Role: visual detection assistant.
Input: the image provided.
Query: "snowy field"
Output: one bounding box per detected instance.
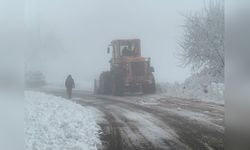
[25,91,101,150]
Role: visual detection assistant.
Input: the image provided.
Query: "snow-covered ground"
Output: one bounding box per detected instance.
[25,91,101,150]
[70,90,224,149]
[156,82,224,104]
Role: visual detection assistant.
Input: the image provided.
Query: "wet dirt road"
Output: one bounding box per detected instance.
[44,89,224,150]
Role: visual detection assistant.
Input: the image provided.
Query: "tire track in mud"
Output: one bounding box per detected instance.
[124,102,224,150]
[95,110,156,150]
[77,100,189,150]
[89,106,157,150]
[99,112,124,150]
[90,99,223,150]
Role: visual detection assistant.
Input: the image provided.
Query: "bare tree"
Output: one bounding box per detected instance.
[179,1,224,83]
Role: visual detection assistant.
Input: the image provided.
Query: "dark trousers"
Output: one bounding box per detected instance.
[66,88,72,99]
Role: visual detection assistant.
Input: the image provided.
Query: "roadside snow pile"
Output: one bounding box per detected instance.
[25,91,101,150]
[157,81,224,103]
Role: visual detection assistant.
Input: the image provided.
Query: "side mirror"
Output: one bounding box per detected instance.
[150,67,155,72]
[107,47,110,53]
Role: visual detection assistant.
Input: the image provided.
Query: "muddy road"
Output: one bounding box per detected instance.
[42,89,224,150]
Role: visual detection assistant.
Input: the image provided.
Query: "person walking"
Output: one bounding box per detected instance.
[65,75,75,99]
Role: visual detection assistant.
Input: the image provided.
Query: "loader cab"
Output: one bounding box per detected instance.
[110,39,141,60]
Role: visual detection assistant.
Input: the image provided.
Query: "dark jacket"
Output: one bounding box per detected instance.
[65,75,75,89]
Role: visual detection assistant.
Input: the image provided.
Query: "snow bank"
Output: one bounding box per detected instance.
[25,91,101,150]
[157,82,224,104]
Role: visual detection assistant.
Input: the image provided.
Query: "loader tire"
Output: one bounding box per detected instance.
[143,73,156,94]
[111,74,124,96]
[99,71,112,94]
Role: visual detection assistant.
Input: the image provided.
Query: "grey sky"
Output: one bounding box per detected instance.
[25,0,205,88]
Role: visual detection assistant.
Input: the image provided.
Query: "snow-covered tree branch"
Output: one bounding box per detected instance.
[179,1,224,83]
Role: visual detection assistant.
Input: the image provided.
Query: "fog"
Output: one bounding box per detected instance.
[25,0,204,88]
